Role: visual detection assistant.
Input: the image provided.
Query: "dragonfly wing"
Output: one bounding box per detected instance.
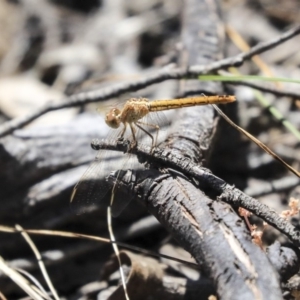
[146,109,170,131]
[71,149,124,215]
[110,190,133,217]
[108,168,137,217]
[71,144,142,216]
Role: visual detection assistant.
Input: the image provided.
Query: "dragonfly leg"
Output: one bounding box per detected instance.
[136,121,159,149]
[129,123,137,149]
[119,123,127,140]
[135,122,156,149]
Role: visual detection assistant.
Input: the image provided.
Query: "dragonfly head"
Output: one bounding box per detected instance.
[105,108,121,128]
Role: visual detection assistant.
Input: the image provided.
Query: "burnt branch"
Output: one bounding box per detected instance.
[0,25,299,137]
[226,81,300,100]
[91,139,300,247]
[107,168,282,300]
[1,1,300,299]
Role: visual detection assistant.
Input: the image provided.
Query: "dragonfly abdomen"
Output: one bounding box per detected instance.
[149,95,236,112]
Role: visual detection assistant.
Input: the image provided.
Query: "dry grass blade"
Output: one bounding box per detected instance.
[225,25,300,142]
[212,104,300,178]
[107,192,130,300]
[226,24,277,80]
[0,256,45,300]
[0,225,198,268]
[14,268,50,298]
[15,225,60,300]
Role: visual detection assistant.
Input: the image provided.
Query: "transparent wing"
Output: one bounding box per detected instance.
[135,110,170,146]
[71,97,171,216]
[145,110,170,131]
[71,151,117,215]
[96,94,133,115]
[71,130,142,217]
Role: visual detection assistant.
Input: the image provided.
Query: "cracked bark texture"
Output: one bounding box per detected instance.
[0,0,296,299]
[108,169,282,300]
[100,0,283,298]
[149,0,282,298]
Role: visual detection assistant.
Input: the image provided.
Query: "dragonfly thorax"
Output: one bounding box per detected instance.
[120,98,150,123]
[105,99,150,129]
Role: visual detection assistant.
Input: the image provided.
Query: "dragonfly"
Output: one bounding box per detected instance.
[71,95,236,216]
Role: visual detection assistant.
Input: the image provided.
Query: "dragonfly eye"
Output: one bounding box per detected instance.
[105,108,121,128]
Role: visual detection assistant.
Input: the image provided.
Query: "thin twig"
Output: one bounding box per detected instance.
[0,256,44,300]
[0,25,300,137]
[107,203,130,300]
[212,104,300,177]
[0,225,198,267]
[226,81,300,99]
[14,268,50,299]
[15,225,60,300]
[0,291,7,300]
